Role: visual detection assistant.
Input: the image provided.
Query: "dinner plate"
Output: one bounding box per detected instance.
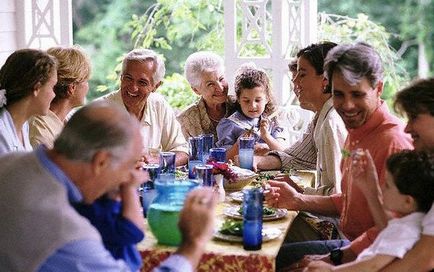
[223,206,288,221]
[214,227,282,243]
[228,191,244,203]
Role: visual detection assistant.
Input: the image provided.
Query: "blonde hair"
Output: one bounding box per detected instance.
[47,45,91,101]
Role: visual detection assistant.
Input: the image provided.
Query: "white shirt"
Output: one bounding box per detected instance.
[0,108,32,155]
[102,91,188,155]
[357,212,425,260]
[309,98,347,195]
[422,203,434,236]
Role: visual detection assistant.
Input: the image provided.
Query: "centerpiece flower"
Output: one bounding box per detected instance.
[206,160,238,183]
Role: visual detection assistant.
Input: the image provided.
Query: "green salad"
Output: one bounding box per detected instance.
[219,219,243,236]
[238,206,277,216]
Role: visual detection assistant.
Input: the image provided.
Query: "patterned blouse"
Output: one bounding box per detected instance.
[176,96,237,144]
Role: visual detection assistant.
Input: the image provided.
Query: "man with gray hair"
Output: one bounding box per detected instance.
[177,51,236,141]
[103,48,188,165]
[0,101,217,271]
[265,42,412,269]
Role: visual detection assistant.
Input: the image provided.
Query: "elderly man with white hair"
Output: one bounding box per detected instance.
[103,49,189,165]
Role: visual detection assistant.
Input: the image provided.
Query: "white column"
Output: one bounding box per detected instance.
[15,0,72,50]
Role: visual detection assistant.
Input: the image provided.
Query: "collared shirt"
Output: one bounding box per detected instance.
[216,111,287,150]
[269,114,318,171]
[0,107,32,155]
[29,110,65,149]
[306,98,347,195]
[177,96,237,142]
[330,101,413,254]
[102,91,188,155]
[35,146,192,272]
[357,212,425,260]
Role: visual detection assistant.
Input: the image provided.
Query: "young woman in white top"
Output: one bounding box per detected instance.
[0,49,57,155]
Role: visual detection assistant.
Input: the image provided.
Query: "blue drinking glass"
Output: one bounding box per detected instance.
[209,147,226,163]
[201,134,214,163]
[239,136,255,170]
[159,152,176,182]
[188,136,203,179]
[194,164,213,186]
[242,188,263,250]
[140,163,160,217]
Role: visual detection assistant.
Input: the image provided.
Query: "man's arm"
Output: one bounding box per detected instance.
[255,154,282,170]
[174,151,188,166]
[38,240,130,272]
[306,254,395,272]
[265,180,339,216]
[381,235,434,272]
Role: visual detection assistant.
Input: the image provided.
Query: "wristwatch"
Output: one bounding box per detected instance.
[330,248,343,265]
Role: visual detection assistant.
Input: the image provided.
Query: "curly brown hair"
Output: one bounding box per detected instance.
[234,66,276,116]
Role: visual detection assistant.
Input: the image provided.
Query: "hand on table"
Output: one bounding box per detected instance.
[264,180,301,210]
[303,260,334,272]
[289,254,332,271]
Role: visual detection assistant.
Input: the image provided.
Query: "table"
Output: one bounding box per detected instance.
[137,170,315,272]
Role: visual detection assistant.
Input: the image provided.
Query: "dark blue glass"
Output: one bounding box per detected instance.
[195,164,213,186]
[188,136,203,179]
[209,147,226,163]
[159,152,176,181]
[242,188,263,250]
[201,134,214,163]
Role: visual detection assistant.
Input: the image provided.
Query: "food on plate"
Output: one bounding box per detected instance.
[238,206,277,217]
[219,219,243,236]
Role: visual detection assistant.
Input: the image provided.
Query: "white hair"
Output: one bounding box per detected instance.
[122,48,166,84]
[184,51,224,88]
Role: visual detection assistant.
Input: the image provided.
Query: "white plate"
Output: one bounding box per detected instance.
[223,206,288,221]
[228,191,244,203]
[214,227,282,243]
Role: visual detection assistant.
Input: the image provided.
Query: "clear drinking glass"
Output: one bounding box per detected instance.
[239,136,255,170]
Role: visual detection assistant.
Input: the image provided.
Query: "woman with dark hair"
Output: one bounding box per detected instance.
[0,49,57,155]
[257,42,347,196]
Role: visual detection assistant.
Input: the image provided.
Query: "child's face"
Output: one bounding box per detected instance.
[239,86,268,119]
[382,170,415,215]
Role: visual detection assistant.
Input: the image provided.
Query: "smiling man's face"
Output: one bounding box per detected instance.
[120,60,159,113]
[332,71,382,129]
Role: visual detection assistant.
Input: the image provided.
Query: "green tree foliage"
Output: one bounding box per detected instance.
[73,0,429,109]
[318,13,408,103]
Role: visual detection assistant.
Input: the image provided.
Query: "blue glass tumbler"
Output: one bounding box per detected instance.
[140,163,160,217]
[188,136,203,179]
[239,136,255,170]
[209,147,226,163]
[159,152,176,182]
[194,164,213,186]
[201,134,214,163]
[242,188,263,250]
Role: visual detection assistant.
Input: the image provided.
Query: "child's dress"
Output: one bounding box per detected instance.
[215,111,287,150]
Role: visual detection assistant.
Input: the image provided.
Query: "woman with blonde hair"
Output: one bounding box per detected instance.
[30,46,91,148]
[0,49,57,155]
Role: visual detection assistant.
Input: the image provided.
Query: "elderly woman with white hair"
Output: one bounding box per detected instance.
[177,51,236,142]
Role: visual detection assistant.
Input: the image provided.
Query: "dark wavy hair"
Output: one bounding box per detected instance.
[394,78,434,120]
[386,150,434,212]
[234,66,276,116]
[296,41,337,93]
